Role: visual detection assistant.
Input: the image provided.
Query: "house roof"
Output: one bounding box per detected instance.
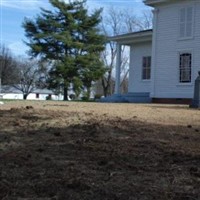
[1,85,54,95]
[108,29,153,45]
[1,86,21,94]
[33,89,54,94]
[144,0,168,7]
[144,0,183,7]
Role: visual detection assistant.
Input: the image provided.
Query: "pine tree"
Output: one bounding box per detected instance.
[23,0,105,100]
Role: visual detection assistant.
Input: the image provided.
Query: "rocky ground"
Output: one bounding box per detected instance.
[0,101,200,200]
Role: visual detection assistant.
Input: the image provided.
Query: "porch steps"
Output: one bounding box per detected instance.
[99,92,151,103]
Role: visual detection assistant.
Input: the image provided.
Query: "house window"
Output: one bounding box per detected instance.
[36,93,39,98]
[179,53,192,83]
[179,7,193,38]
[142,56,151,80]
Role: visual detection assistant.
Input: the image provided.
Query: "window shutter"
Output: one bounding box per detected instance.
[180,8,186,38]
[186,7,193,37]
[179,7,193,38]
[180,8,186,22]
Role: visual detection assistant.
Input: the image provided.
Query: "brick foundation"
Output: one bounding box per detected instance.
[152,98,192,105]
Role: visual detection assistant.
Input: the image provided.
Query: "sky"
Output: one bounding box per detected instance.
[0,0,149,56]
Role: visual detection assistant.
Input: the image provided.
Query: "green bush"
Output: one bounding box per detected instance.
[81,96,88,101]
[69,94,76,100]
[46,95,52,100]
[94,94,102,100]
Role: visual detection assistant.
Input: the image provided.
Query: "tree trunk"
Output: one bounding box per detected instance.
[103,87,108,97]
[63,86,68,101]
[23,94,28,100]
[102,70,112,97]
[102,78,108,97]
[86,86,91,100]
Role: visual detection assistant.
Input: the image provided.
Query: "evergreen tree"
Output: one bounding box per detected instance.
[23,0,105,100]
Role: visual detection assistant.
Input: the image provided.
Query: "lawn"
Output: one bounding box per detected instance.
[0,101,200,199]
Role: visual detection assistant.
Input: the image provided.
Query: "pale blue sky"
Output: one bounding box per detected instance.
[0,0,149,56]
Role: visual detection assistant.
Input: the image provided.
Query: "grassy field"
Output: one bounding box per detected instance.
[0,101,200,199]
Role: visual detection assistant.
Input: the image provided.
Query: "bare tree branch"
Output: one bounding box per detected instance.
[13,59,42,99]
[0,44,19,85]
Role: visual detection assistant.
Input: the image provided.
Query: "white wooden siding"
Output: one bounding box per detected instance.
[152,1,200,99]
[128,42,152,93]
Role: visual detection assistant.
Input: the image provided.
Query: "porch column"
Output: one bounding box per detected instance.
[150,8,159,97]
[114,43,121,95]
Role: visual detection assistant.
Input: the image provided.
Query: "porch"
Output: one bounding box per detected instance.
[100,29,153,103]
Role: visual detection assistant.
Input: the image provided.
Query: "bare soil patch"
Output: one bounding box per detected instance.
[0,101,200,200]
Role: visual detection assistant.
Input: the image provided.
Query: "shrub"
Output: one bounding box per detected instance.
[94,94,102,100]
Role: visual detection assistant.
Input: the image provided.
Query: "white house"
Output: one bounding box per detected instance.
[0,86,59,100]
[102,0,200,104]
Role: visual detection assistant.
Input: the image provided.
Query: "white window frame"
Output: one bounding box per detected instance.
[179,6,194,40]
[178,52,192,83]
[142,56,151,80]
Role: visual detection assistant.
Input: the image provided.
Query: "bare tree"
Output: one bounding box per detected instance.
[0,45,48,99]
[36,60,51,89]
[100,7,130,97]
[13,59,41,99]
[100,7,153,97]
[0,44,19,87]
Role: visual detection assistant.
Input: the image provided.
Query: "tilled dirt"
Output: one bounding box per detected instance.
[0,101,200,200]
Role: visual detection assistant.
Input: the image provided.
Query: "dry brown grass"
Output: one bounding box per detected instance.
[1,100,200,126]
[0,101,200,200]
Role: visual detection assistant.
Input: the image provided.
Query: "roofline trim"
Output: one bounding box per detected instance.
[108,29,153,45]
[144,0,168,6]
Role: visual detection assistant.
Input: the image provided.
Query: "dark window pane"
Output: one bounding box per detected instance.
[142,56,151,80]
[179,53,191,83]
